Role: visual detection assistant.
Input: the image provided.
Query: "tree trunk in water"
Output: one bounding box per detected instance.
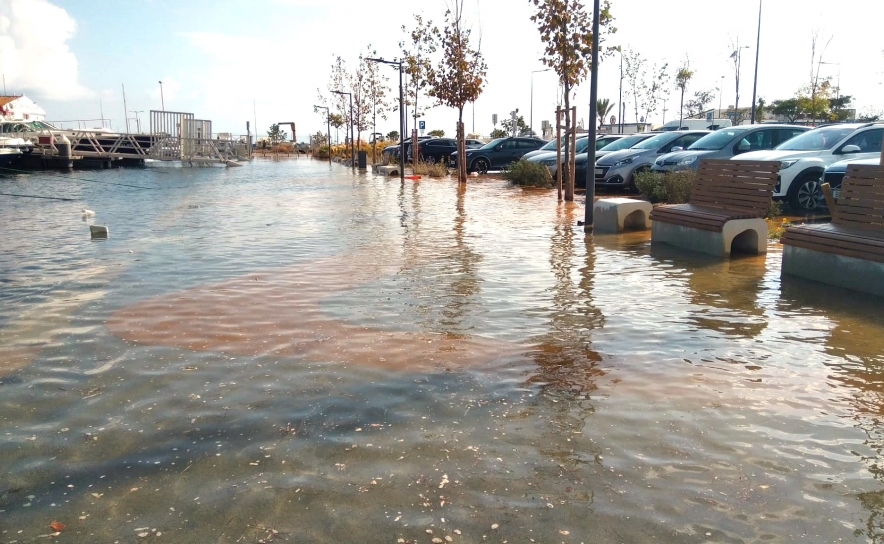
[556,107,562,202]
[412,129,418,170]
[563,88,573,202]
[456,120,467,184]
[569,106,576,200]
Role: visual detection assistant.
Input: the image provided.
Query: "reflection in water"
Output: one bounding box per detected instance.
[781,279,884,541]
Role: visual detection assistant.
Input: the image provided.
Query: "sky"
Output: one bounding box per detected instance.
[2,0,883,141]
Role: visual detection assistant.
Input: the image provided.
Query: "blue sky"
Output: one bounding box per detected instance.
[3,0,884,140]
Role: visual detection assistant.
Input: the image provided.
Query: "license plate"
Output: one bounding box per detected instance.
[594,168,604,176]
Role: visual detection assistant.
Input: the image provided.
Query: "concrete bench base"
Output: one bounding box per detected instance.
[651,217,767,257]
[782,244,884,297]
[593,198,653,233]
[376,165,400,176]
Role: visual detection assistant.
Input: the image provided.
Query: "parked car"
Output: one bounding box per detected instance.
[449,137,546,173]
[652,124,809,174]
[733,123,884,211]
[822,156,881,200]
[522,138,561,160]
[465,139,485,149]
[407,138,458,163]
[594,130,709,190]
[658,118,732,131]
[383,135,436,159]
[572,132,661,187]
[526,136,593,175]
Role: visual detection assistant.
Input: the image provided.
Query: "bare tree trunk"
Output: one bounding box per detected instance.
[457,120,466,183]
[556,107,562,202]
[563,85,572,201]
[569,106,576,200]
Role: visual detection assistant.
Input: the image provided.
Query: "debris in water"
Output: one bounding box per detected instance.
[49,521,65,532]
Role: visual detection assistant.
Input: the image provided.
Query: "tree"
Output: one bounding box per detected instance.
[639,62,669,128]
[754,97,766,121]
[328,113,345,143]
[530,0,616,200]
[828,94,853,121]
[501,115,530,136]
[622,47,644,126]
[323,56,350,133]
[684,89,715,118]
[350,53,373,149]
[728,37,747,116]
[385,130,400,142]
[427,129,445,137]
[267,124,288,144]
[797,79,834,121]
[426,0,488,184]
[857,107,882,123]
[490,128,507,138]
[596,98,614,126]
[675,60,693,129]
[770,98,801,123]
[400,15,438,129]
[808,30,833,125]
[361,45,392,163]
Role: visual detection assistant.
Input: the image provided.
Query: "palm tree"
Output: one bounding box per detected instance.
[596,98,615,128]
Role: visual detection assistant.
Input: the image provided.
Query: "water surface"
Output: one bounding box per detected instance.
[2,159,884,543]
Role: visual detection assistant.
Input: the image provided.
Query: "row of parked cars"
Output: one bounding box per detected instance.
[389,122,883,211]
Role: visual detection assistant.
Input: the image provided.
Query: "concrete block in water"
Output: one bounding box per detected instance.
[651,217,766,257]
[782,244,884,297]
[593,198,653,233]
[90,225,109,238]
[377,165,400,176]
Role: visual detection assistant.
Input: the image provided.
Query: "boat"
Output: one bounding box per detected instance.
[0,147,22,169]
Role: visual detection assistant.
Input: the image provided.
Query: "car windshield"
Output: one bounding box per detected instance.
[687,128,750,151]
[480,138,506,150]
[574,138,591,153]
[539,139,559,151]
[775,126,857,151]
[631,132,679,150]
[599,134,651,151]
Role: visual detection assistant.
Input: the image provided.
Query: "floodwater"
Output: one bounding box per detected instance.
[1,158,884,543]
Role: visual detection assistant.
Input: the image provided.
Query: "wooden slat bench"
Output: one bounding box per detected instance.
[781,164,884,296]
[649,159,781,257]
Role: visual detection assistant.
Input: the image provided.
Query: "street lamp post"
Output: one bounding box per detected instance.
[618,47,624,134]
[750,0,763,124]
[331,90,355,172]
[158,81,165,112]
[530,68,551,136]
[313,105,332,165]
[584,0,601,232]
[365,57,405,184]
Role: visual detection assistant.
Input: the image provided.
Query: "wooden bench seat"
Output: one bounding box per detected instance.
[649,159,780,257]
[781,163,884,295]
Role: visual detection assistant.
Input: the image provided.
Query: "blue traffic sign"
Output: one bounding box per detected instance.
[419,121,426,130]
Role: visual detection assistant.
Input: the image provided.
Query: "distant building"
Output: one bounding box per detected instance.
[0,95,47,122]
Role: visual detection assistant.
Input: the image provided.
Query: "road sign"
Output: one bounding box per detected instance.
[492,114,498,125]
[610,115,616,125]
[419,120,425,130]
[706,111,713,122]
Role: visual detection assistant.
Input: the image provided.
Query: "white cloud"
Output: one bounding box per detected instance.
[0,0,91,100]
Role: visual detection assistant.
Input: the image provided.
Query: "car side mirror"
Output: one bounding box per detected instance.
[670,146,683,152]
[494,145,503,151]
[841,144,861,154]
[735,143,750,154]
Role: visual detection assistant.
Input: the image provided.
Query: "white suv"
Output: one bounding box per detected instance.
[732,123,884,211]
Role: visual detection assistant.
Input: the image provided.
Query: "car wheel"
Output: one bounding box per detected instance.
[788,175,824,212]
[472,158,490,174]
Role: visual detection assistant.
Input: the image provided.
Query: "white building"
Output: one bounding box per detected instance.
[0,95,47,122]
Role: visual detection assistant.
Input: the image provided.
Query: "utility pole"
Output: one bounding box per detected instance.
[750,0,763,124]
[122,84,130,133]
[158,81,165,112]
[584,0,601,233]
[531,68,551,136]
[618,47,624,134]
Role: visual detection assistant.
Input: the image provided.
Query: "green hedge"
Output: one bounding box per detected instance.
[502,159,553,188]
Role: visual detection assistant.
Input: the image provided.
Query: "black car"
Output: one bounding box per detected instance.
[383,136,435,159]
[408,138,458,163]
[449,137,546,173]
[822,156,881,199]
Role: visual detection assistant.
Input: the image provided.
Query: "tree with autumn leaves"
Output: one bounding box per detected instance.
[530,0,615,201]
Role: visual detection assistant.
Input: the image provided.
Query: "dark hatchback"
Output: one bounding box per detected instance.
[449,137,546,173]
[407,138,460,163]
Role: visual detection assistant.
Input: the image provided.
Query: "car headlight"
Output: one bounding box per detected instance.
[612,157,634,167]
[655,158,664,166]
[780,159,799,169]
[542,158,557,166]
[677,156,696,166]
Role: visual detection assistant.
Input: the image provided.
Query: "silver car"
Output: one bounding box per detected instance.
[651,124,810,172]
[594,131,708,190]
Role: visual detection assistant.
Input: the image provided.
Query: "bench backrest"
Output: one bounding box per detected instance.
[690,159,780,216]
[834,164,884,230]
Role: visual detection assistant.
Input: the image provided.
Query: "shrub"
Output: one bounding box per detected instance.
[634,169,694,204]
[502,159,553,188]
[412,158,449,177]
[766,199,783,219]
[314,145,330,159]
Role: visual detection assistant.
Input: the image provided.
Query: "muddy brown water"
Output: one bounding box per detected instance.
[1,159,883,543]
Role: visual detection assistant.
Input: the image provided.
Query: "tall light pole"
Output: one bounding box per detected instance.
[158,81,165,112]
[730,44,750,122]
[331,90,355,172]
[750,0,763,124]
[314,105,332,165]
[618,46,624,134]
[584,0,601,233]
[530,68,551,137]
[719,76,725,120]
[365,57,405,184]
